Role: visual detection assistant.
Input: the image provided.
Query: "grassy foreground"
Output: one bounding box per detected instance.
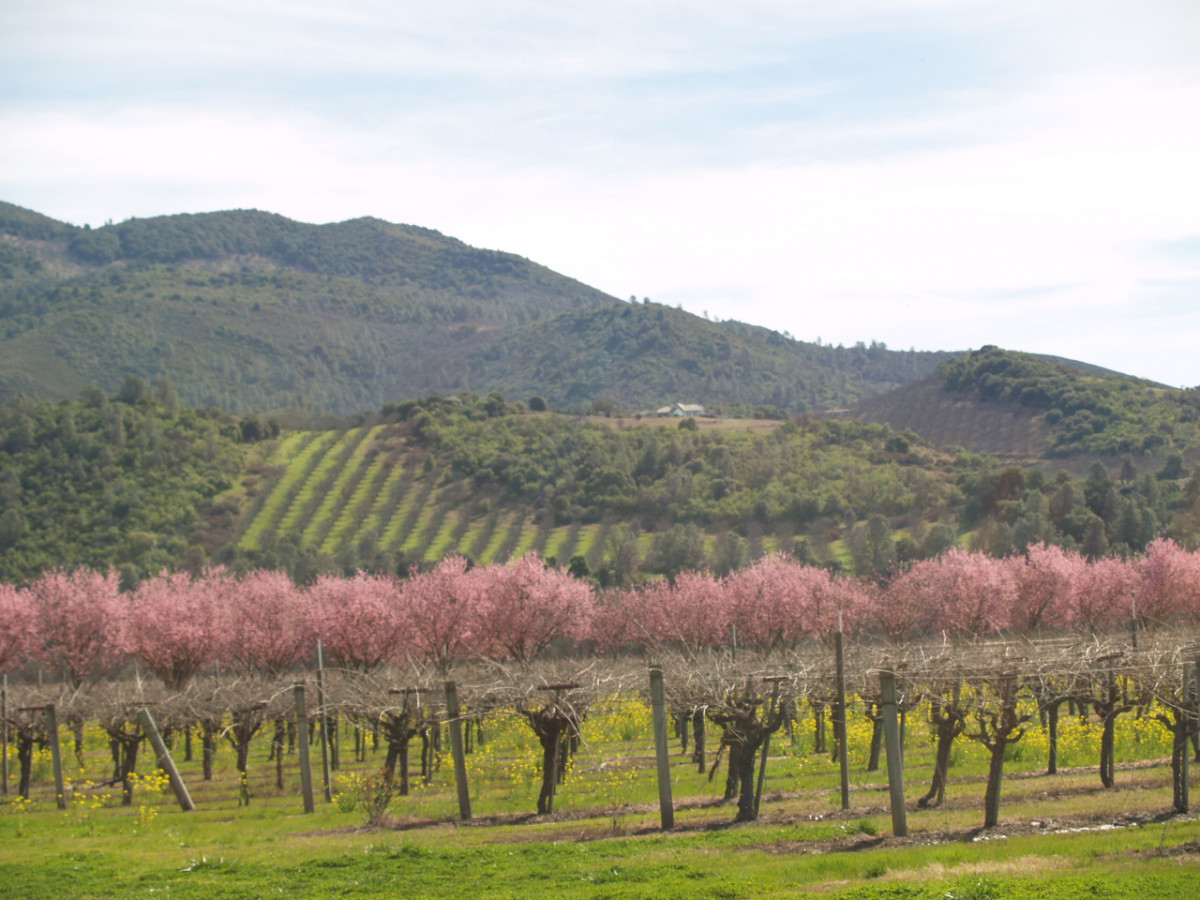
[2,698,1199,899]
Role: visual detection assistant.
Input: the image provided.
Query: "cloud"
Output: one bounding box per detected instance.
[2,0,1199,386]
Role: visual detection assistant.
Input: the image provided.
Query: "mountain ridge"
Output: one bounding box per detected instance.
[0,200,956,416]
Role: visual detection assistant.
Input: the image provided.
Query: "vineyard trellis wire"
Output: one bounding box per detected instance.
[4,629,1198,834]
[4,543,1200,834]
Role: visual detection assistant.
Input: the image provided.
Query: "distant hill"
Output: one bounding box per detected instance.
[0,201,951,415]
[850,346,1200,472]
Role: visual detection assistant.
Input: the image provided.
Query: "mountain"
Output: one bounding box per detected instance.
[0,201,951,415]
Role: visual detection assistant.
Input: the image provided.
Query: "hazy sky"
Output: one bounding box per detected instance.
[3,1,1198,386]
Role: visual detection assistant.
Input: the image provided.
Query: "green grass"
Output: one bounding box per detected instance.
[380,475,430,550]
[573,524,601,564]
[4,692,1198,899]
[398,483,444,557]
[510,522,542,560]
[541,525,576,563]
[280,428,364,538]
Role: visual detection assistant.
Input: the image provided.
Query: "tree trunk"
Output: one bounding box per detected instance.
[918,712,961,809]
[16,733,34,799]
[723,739,743,800]
[537,730,561,814]
[236,741,251,806]
[983,740,1007,828]
[398,736,411,795]
[71,716,86,770]
[202,721,219,782]
[1046,702,1060,775]
[273,719,286,791]
[734,742,759,822]
[692,708,706,774]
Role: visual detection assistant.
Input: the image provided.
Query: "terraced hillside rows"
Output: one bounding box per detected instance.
[235,420,811,575]
[238,426,603,568]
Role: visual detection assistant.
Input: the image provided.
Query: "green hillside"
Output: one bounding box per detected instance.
[474,301,952,414]
[852,347,1200,467]
[0,385,246,584]
[4,385,1200,587]
[226,392,1200,582]
[0,201,950,416]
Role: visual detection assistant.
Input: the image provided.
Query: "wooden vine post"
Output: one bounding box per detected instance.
[444,680,472,822]
[45,703,67,810]
[1180,662,1191,814]
[833,628,851,810]
[315,638,333,800]
[138,707,195,812]
[1,674,8,797]
[293,684,315,814]
[878,670,907,837]
[648,666,675,830]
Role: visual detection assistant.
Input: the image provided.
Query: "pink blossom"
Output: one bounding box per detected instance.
[222,570,314,676]
[473,554,594,663]
[308,571,407,671]
[1008,544,1085,632]
[27,568,125,688]
[125,569,225,688]
[0,582,34,673]
[1136,539,1200,625]
[400,555,485,671]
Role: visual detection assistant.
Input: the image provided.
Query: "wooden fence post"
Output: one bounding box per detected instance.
[649,666,675,830]
[293,684,315,814]
[45,703,67,810]
[444,680,472,821]
[316,638,333,799]
[879,670,907,837]
[834,630,851,811]
[138,707,195,812]
[1,674,8,796]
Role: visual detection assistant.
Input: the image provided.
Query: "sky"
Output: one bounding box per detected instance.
[2,1,1199,386]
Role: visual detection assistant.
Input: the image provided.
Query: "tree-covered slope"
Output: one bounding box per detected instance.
[0,383,246,584]
[476,301,954,414]
[0,203,615,412]
[0,201,953,416]
[853,347,1200,466]
[228,392,1200,582]
[5,386,1200,588]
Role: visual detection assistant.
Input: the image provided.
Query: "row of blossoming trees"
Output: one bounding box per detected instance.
[2,540,1200,688]
[3,541,1200,823]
